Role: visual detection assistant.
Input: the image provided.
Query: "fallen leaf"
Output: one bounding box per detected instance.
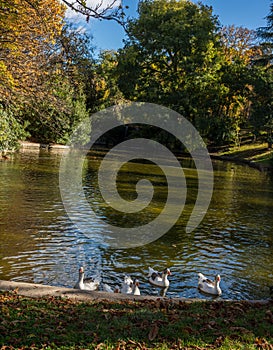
[148,323,159,341]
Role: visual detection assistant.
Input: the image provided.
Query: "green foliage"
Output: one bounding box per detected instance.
[116,0,256,146]
[251,3,273,141]
[90,50,126,112]
[0,0,271,149]
[22,76,90,144]
[249,68,273,141]
[0,106,29,152]
[257,2,273,66]
[15,22,95,144]
[118,0,221,110]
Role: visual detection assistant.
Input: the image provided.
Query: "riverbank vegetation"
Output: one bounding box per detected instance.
[1,291,273,349]
[213,143,273,169]
[0,0,273,156]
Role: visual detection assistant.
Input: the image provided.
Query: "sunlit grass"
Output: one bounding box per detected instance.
[216,143,273,167]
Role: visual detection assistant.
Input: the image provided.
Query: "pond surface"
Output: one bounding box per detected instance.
[0,148,273,300]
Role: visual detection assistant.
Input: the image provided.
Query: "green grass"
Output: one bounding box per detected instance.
[1,291,273,349]
[215,143,273,169]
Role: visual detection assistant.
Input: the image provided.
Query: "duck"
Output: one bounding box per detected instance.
[74,266,100,291]
[198,273,222,296]
[148,267,171,288]
[120,275,141,295]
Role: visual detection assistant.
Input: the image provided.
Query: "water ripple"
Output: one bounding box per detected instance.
[0,152,273,300]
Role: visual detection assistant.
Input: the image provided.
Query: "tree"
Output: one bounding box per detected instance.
[257,2,273,66]
[21,23,94,143]
[250,2,273,144]
[91,50,126,111]
[0,1,96,146]
[0,0,67,149]
[0,0,66,106]
[117,0,252,144]
[200,25,259,145]
[220,25,258,64]
[117,0,221,117]
[116,0,256,145]
[249,68,273,143]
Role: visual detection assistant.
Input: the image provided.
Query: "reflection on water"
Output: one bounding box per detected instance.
[0,149,273,300]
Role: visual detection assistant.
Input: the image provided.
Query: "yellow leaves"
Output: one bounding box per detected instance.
[221,25,257,64]
[103,89,110,100]
[0,60,14,86]
[0,0,66,104]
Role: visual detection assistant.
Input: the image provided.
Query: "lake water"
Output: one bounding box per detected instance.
[0,148,273,300]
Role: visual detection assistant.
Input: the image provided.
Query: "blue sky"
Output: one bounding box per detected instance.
[69,0,272,53]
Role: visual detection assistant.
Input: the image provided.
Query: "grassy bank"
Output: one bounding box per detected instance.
[1,291,273,350]
[211,143,273,171]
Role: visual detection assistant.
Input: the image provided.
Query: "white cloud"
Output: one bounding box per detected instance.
[65,0,122,20]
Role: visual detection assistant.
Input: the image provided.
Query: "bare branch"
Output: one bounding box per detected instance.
[61,0,127,27]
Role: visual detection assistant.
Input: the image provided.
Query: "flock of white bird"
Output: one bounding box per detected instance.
[74,266,222,296]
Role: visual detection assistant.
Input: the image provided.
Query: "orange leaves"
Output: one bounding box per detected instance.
[255,337,273,349]
[0,0,65,104]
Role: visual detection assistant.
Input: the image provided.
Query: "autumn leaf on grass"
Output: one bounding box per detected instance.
[255,337,273,349]
[148,323,159,341]
[214,335,225,347]
[12,287,19,295]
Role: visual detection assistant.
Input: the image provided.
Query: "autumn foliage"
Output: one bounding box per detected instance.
[0,0,273,151]
[0,0,65,105]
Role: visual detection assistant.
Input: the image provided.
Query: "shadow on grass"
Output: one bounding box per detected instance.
[223,147,270,160]
[1,291,273,349]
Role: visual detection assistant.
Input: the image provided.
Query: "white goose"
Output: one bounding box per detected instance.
[102,283,120,293]
[131,279,141,296]
[148,267,171,288]
[74,266,100,291]
[120,275,141,295]
[198,273,222,296]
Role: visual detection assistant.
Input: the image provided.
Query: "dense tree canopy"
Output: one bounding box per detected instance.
[0,0,93,146]
[257,2,273,66]
[116,0,259,145]
[0,0,65,105]
[251,2,273,142]
[0,0,272,151]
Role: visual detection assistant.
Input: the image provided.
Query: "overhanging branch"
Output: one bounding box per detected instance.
[61,0,127,27]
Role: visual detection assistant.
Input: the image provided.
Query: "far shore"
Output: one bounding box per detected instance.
[19,140,70,150]
[1,140,272,173]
